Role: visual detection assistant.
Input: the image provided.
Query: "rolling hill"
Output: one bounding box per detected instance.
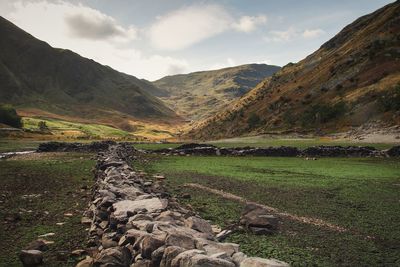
[187,1,400,140]
[153,64,280,120]
[0,16,179,134]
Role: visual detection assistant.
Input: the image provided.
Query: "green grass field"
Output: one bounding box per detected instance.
[23,117,133,139]
[137,155,400,266]
[208,135,398,149]
[0,152,95,267]
[0,139,43,152]
[133,136,398,150]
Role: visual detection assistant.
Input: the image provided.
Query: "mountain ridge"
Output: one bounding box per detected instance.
[0,16,178,127]
[187,1,400,140]
[153,63,280,120]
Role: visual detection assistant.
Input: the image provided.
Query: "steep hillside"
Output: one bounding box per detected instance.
[0,16,177,129]
[188,1,400,140]
[154,64,280,120]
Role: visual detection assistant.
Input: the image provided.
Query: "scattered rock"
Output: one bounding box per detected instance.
[38,233,55,238]
[71,249,86,257]
[19,250,43,266]
[181,193,191,199]
[81,216,92,225]
[76,256,93,267]
[240,204,278,234]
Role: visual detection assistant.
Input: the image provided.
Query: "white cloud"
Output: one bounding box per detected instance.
[148,4,233,51]
[65,10,137,42]
[3,0,188,80]
[264,27,325,43]
[302,28,325,38]
[263,27,298,43]
[232,15,267,33]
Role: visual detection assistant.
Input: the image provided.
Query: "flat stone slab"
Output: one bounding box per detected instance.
[113,198,166,219]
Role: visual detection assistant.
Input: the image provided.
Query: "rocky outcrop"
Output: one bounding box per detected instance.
[78,143,289,267]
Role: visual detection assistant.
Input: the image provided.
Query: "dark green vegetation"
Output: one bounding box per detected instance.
[0,139,41,152]
[0,16,176,122]
[301,102,347,126]
[154,64,280,120]
[0,152,95,266]
[379,83,400,112]
[0,104,22,128]
[137,154,400,266]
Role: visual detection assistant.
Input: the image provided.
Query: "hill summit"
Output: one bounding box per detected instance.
[188,1,400,139]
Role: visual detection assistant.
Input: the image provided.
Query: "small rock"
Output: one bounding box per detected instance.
[64,213,73,217]
[76,256,93,267]
[38,233,55,238]
[153,175,165,180]
[81,216,92,225]
[71,249,86,256]
[181,193,191,199]
[19,250,43,266]
[211,224,222,234]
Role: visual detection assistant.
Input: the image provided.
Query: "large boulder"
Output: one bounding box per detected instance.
[93,247,131,267]
[240,204,278,234]
[160,246,186,267]
[141,235,165,259]
[189,254,236,267]
[165,233,196,249]
[185,216,213,235]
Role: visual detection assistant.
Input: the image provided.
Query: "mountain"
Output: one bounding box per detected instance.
[0,16,178,129]
[187,1,400,140]
[153,64,280,120]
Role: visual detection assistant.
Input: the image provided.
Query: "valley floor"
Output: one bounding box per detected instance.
[0,152,95,266]
[137,154,400,266]
[1,138,399,266]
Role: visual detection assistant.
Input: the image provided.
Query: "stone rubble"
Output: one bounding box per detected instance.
[77,143,289,267]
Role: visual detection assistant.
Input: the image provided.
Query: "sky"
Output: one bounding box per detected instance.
[0,0,394,80]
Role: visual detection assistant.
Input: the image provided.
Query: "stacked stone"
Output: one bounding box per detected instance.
[78,144,289,267]
[151,143,388,157]
[37,141,116,153]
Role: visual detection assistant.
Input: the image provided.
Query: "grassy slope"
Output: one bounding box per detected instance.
[154,64,280,121]
[137,155,400,266]
[0,152,95,266]
[0,16,180,137]
[188,2,400,139]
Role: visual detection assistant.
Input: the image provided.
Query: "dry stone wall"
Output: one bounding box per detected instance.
[77,143,289,267]
[152,143,400,157]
